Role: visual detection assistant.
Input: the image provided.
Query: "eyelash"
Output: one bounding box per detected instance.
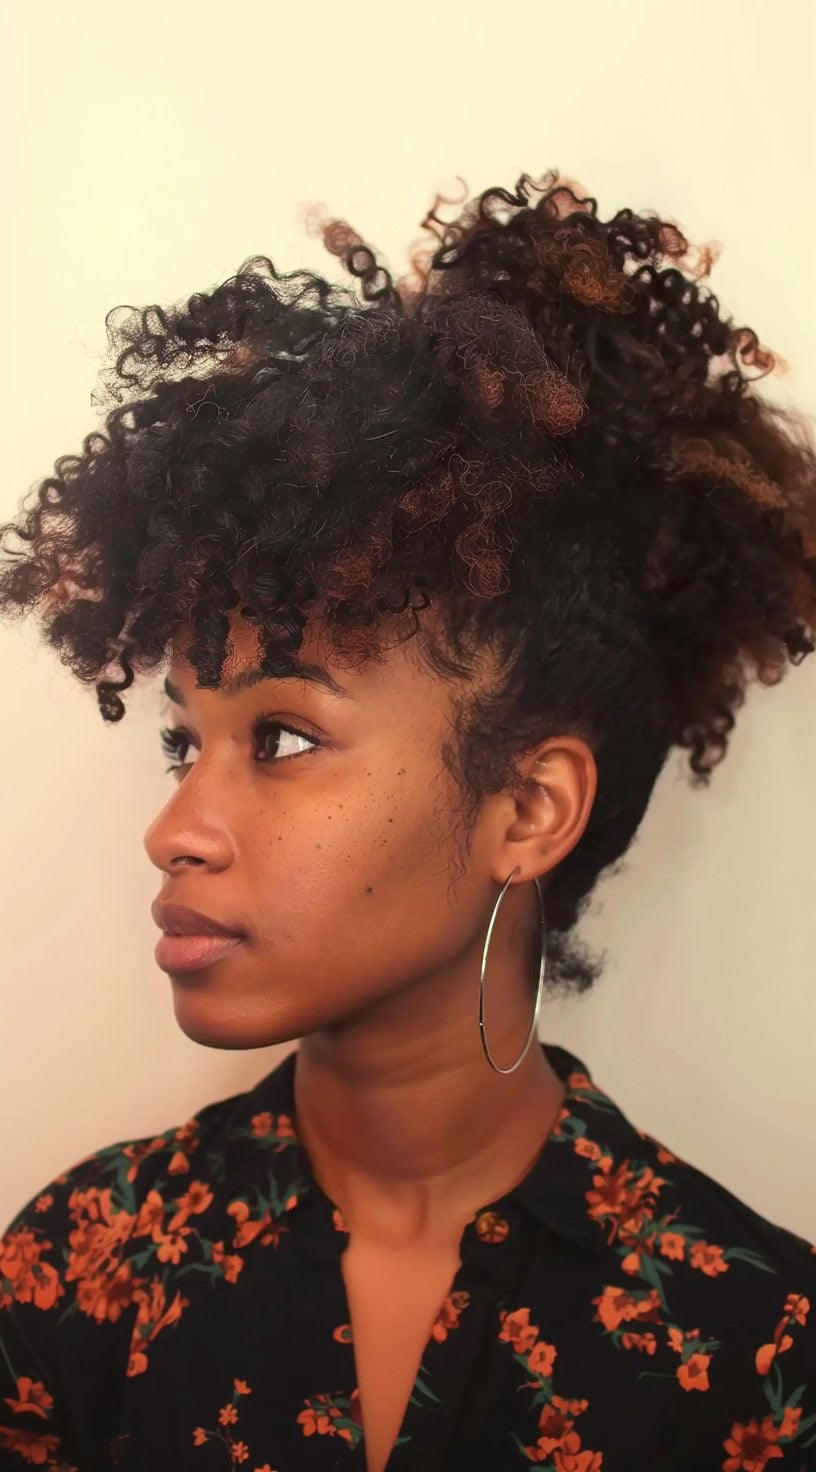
[159,714,321,777]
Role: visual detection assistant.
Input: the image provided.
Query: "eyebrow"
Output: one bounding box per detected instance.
[163,660,352,708]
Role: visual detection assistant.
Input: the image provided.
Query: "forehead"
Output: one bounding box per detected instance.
[166,604,446,702]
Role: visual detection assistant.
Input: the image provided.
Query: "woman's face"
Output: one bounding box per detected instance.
[144,607,478,1048]
[144,607,591,1051]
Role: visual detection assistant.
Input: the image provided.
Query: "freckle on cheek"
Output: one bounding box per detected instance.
[365,885,374,895]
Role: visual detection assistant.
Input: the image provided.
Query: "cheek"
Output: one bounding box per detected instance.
[250,771,463,953]
[171,778,477,1048]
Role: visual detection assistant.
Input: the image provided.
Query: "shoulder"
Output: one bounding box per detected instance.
[559,1063,816,1368]
[1,1051,300,1307]
[552,1073,816,1457]
[559,1057,816,1288]
[0,1084,257,1467]
[633,1117,816,1284]
[3,1082,248,1247]
[649,1127,816,1450]
[562,1058,816,1289]
[0,1080,258,1356]
[614,1117,816,1406]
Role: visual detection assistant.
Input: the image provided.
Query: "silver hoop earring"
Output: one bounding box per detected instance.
[478,868,546,1075]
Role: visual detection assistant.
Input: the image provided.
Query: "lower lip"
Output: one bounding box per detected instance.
[155,933,245,973]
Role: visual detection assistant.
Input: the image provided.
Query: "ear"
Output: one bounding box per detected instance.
[491,740,598,888]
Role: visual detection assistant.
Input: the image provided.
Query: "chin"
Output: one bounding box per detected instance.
[170,993,303,1052]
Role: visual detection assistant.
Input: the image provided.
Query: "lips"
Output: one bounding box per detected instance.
[155,932,244,974]
[152,900,247,938]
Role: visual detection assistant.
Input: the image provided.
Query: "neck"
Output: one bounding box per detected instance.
[292,922,566,1248]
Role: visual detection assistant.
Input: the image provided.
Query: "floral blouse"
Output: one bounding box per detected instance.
[1,1041,815,1472]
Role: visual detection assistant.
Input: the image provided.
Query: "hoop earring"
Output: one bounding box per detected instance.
[478,868,546,1075]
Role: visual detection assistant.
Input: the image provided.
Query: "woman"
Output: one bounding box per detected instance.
[0,168,814,1472]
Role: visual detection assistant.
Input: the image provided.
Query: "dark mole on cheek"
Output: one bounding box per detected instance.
[365,885,373,894]
[397,768,406,776]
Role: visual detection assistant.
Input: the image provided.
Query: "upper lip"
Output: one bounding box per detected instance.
[152,901,247,938]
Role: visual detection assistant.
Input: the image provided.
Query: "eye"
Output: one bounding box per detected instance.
[159,715,320,779]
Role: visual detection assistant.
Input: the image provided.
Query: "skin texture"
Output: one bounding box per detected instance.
[144,605,598,1246]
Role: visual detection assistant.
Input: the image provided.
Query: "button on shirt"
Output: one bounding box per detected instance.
[1,1041,815,1471]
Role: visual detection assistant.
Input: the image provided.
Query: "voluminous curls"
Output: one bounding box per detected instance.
[2,168,815,994]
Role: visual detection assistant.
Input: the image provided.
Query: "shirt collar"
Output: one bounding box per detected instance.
[230,1041,642,1255]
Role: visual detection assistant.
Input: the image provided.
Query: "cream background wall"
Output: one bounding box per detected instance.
[1,0,814,1239]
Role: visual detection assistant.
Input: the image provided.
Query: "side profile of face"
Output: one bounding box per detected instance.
[143,605,596,1051]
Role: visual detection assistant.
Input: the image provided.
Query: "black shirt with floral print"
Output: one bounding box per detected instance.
[1,1041,815,1472]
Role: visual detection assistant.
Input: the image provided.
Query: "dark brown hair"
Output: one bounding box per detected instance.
[2,167,815,995]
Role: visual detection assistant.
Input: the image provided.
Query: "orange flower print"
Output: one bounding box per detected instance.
[574,1137,603,1163]
[784,1292,810,1326]
[193,1377,257,1464]
[722,1414,784,1470]
[297,1389,363,1447]
[0,1378,68,1469]
[475,1211,510,1243]
[123,1116,200,1180]
[755,1293,810,1375]
[165,1180,215,1231]
[659,1231,686,1261]
[665,1325,717,1391]
[226,1199,287,1250]
[210,1240,245,1284]
[298,1395,343,1437]
[688,1241,729,1277]
[122,1132,184,1186]
[127,1277,190,1377]
[620,1330,658,1354]
[549,1106,573,1140]
[676,1351,711,1392]
[2,1375,54,1421]
[75,1257,141,1328]
[528,1340,557,1377]
[0,1226,65,1312]
[585,1160,667,1249]
[249,1110,295,1145]
[777,1405,802,1440]
[524,1424,603,1468]
[63,1185,137,1304]
[554,1441,603,1471]
[499,1306,540,1355]
[0,1422,64,1467]
[132,1190,168,1240]
[566,1071,594,1093]
[431,1290,470,1342]
[593,1284,663,1333]
[501,1308,602,1469]
[655,1146,679,1165]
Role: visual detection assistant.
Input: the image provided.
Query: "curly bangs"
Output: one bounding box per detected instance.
[2,167,815,996]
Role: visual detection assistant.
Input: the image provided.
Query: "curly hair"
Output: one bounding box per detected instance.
[2,167,815,997]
